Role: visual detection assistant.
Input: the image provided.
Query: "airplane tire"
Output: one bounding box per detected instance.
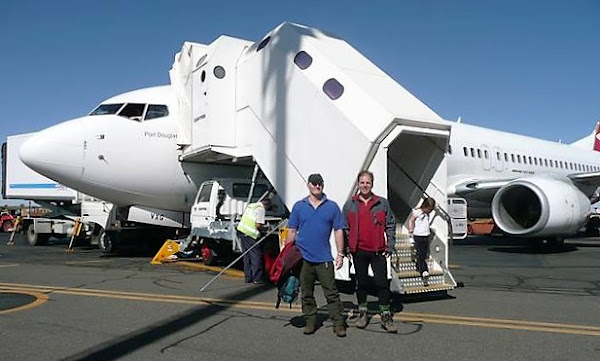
[99,231,120,254]
[27,225,49,246]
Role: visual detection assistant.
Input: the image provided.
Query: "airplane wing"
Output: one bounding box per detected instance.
[452,173,600,201]
[450,178,513,203]
[567,171,600,198]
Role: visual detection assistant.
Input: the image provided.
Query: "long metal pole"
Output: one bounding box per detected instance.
[199,218,287,292]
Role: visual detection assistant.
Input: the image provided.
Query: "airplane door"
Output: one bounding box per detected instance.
[481,145,492,171]
[493,146,504,172]
[191,182,213,229]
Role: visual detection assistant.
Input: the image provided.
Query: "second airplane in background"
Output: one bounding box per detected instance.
[447,121,600,245]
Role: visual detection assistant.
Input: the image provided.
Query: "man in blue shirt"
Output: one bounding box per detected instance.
[285,173,347,337]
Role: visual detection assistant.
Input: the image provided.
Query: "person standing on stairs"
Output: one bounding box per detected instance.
[408,197,436,287]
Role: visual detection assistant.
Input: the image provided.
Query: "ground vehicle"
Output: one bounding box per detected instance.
[0,212,15,232]
[183,177,286,265]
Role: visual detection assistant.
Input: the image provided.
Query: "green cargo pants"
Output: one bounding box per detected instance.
[300,260,345,327]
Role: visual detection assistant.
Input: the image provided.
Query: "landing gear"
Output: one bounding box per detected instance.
[99,231,120,254]
[533,236,564,249]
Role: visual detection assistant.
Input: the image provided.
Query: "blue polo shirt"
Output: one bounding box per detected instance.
[288,195,345,263]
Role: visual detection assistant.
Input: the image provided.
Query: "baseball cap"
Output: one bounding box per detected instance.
[308,173,324,186]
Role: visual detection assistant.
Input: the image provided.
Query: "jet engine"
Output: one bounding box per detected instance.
[491,177,590,237]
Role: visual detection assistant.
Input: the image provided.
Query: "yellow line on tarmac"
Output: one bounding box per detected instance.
[65,260,113,265]
[1,282,599,336]
[171,261,245,278]
[0,263,19,268]
[0,290,48,315]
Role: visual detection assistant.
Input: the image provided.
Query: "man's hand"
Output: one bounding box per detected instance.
[335,254,344,269]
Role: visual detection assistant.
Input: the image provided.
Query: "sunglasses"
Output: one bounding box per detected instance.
[310,182,323,187]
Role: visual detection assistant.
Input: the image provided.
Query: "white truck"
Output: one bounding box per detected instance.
[182,177,287,265]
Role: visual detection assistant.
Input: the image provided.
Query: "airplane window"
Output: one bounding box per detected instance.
[496,152,500,161]
[477,149,481,158]
[517,155,521,163]
[504,153,508,162]
[119,103,146,121]
[511,154,515,162]
[90,103,124,115]
[528,156,532,164]
[523,156,527,164]
[448,145,452,154]
[544,159,548,167]
[484,150,488,159]
[463,147,468,157]
[559,161,563,169]
[197,183,213,203]
[145,105,169,120]
[534,158,538,166]
[294,51,313,70]
[323,78,344,100]
[470,148,475,157]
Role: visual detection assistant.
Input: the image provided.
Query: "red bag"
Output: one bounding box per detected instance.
[269,242,302,284]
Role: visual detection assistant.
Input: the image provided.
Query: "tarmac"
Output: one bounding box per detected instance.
[1,233,599,361]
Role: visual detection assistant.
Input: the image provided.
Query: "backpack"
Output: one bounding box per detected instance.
[270,241,303,308]
[269,241,302,284]
[276,274,300,309]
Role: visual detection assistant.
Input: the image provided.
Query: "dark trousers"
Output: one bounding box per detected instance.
[352,250,390,308]
[414,235,430,274]
[300,260,345,327]
[238,231,263,283]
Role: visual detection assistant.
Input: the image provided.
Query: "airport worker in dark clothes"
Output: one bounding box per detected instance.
[237,198,272,284]
[342,170,397,333]
[285,173,347,337]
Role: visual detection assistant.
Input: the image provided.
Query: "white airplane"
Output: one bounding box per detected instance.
[446,121,600,244]
[20,85,252,213]
[19,85,253,250]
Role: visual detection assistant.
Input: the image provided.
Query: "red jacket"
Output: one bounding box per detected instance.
[342,194,396,252]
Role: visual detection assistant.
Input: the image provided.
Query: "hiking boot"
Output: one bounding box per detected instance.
[381,313,398,333]
[333,324,347,337]
[303,324,316,335]
[355,310,369,329]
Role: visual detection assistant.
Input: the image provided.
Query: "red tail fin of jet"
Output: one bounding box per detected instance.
[594,122,600,152]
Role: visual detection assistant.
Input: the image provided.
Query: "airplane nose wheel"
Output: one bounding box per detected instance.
[99,231,120,253]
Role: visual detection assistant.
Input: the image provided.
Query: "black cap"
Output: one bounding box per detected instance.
[308,173,324,186]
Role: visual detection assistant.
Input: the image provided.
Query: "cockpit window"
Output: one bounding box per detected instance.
[145,104,169,120]
[90,103,124,115]
[118,103,146,121]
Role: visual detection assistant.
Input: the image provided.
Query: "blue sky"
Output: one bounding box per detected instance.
[1,1,599,205]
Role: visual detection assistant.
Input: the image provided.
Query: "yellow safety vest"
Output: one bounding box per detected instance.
[237,202,263,239]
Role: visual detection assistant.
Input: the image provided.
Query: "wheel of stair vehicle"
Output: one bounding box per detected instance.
[27,224,49,246]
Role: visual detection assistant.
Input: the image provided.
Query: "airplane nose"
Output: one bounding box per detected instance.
[20,118,85,183]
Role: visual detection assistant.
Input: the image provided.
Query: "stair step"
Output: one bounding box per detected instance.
[402,283,455,294]
[395,270,443,278]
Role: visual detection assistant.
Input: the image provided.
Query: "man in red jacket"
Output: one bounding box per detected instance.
[342,170,397,333]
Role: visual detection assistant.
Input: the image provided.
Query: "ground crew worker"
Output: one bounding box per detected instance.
[342,170,397,333]
[237,198,272,284]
